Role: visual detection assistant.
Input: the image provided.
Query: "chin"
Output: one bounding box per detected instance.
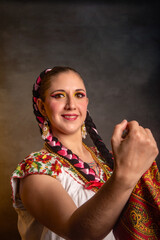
[64,126,82,136]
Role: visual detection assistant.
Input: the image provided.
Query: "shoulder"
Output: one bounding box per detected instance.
[12,150,63,179]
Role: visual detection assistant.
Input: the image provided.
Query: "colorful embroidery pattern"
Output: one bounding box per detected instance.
[12,147,109,192]
[113,161,160,239]
[12,148,160,239]
[13,152,62,178]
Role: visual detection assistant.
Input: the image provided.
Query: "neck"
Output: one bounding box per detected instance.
[53,130,85,157]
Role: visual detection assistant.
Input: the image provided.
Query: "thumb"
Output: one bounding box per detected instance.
[111,120,128,147]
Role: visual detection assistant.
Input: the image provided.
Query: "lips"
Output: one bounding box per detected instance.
[62,114,78,121]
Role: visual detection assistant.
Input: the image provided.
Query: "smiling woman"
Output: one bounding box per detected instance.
[37,70,88,141]
[11,66,160,240]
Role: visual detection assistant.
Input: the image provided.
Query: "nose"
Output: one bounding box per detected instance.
[64,95,76,110]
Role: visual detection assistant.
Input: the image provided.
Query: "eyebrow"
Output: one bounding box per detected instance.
[51,89,65,94]
[50,89,86,94]
[75,89,86,92]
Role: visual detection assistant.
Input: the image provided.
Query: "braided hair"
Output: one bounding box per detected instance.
[33,66,113,183]
[85,112,114,169]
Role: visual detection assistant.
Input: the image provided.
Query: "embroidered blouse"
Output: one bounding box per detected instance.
[11,147,115,240]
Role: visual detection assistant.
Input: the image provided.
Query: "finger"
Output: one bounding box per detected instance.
[145,128,159,157]
[139,126,147,135]
[145,128,153,137]
[111,119,128,146]
[127,120,140,133]
[135,125,153,139]
[139,127,155,142]
[145,128,157,143]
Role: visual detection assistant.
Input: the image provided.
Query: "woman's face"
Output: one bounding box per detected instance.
[38,70,88,138]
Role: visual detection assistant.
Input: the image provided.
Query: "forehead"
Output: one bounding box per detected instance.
[49,70,86,91]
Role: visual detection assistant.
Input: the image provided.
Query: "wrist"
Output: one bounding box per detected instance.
[111,167,137,191]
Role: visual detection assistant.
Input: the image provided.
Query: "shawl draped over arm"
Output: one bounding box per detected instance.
[113,161,160,240]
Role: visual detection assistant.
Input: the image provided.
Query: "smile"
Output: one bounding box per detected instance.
[62,114,78,121]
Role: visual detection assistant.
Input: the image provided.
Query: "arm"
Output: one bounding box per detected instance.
[20,120,159,240]
[20,170,134,240]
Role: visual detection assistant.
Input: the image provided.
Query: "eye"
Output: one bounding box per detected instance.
[75,92,86,98]
[51,93,65,99]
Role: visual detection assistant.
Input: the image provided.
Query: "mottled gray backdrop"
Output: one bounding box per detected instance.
[0,1,160,239]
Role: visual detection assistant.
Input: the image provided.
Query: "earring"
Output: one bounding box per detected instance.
[81,122,87,139]
[42,119,50,139]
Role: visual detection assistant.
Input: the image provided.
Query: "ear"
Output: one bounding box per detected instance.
[37,98,47,117]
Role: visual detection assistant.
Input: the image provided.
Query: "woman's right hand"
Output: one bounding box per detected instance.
[111,120,159,189]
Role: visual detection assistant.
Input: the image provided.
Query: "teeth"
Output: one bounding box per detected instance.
[64,116,76,118]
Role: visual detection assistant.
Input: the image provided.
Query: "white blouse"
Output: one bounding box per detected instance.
[11,149,115,240]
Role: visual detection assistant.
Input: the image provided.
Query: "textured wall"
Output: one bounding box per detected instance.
[0,1,160,239]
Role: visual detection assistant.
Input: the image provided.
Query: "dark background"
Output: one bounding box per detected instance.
[0,1,160,239]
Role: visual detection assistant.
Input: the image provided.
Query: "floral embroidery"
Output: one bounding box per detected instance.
[13,152,62,178]
[51,160,62,176]
[12,147,111,192]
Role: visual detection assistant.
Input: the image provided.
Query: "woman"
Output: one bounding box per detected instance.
[11,66,159,240]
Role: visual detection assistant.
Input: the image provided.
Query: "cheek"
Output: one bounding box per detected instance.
[79,100,88,112]
[46,102,62,116]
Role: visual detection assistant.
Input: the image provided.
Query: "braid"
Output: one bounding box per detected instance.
[85,111,114,170]
[32,69,47,135]
[32,67,100,182]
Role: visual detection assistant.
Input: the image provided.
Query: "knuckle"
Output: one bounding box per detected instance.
[149,141,159,154]
[131,120,138,124]
[130,120,139,126]
[131,130,141,140]
[157,148,159,155]
[154,145,159,155]
[145,137,151,145]
[145,128,151,132]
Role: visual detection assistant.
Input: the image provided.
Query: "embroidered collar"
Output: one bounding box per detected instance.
[44,142,112,191]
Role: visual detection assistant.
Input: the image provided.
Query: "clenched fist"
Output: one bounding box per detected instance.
[111,120,159,189]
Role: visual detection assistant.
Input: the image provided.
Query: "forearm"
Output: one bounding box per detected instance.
[67,173,134,240]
